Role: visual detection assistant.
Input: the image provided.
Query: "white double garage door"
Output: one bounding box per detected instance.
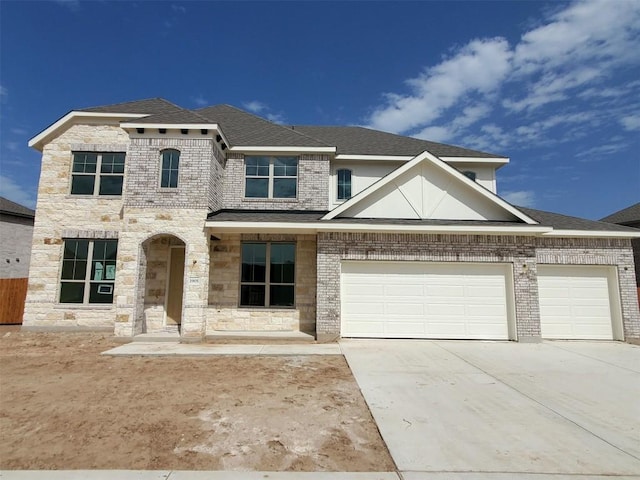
[341,261,622,340]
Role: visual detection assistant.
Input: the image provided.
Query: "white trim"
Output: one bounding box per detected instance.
[205,220,552,235]
[229,146,337,153]
[440,156,509,164]
[541,229,640,238]
[121,122,220,130]
[29,112,148,150]
[323,150,538,224]
[335,154,414,161]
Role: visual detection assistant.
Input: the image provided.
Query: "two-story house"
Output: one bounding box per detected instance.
[23,98,640,342]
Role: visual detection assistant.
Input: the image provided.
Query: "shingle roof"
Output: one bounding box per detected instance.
[0,196,35,218]
[130,109,213,125]
[599,202,640,226]
[291,125,505,158]
[79,98,183,115]
[196,105,329,148]
[207,207,640,234]
[519,207,639,233]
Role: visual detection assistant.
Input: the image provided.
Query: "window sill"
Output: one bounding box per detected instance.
[54,304,115,310]
[65,195,123,200]
[242,198,298,202]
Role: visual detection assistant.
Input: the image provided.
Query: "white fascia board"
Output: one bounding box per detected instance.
[121,122,220,130]
[542,229,640,238]
[228,146,337,153]
[335,154,414,161]
[28,112,147,150]
[440,156,510,165]
[205,220,552,235]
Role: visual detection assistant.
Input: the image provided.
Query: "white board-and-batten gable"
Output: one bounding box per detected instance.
[324,150,537,224]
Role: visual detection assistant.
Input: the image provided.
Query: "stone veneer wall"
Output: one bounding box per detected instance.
[114,208,210,339]
[206,233,317,333]
[23,123,128,329]
[316,232,640,342]
[221,153,330,210]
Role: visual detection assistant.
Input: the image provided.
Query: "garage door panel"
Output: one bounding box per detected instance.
[538,265,615,340]
[341,262,511,340]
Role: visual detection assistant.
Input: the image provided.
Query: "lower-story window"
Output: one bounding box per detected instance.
[240,242,295,307]
[59,239,118,304]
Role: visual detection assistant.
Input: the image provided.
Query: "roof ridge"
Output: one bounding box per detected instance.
[78,97,182,112]
[197,104,332,147]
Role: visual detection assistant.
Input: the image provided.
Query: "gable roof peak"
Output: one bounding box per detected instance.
[78,97,183,115]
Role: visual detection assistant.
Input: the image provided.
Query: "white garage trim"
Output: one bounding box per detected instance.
[340,261,516,340]
[537,265,623,340]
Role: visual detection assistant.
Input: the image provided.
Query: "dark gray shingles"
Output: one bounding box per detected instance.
[519,207,640,233]
[79,98,183,115]
[0,196,35,218]
[208,210,327,222]
[129,109,214,125]
[291,126,506,158]
[196,105,329,148]
[600,202,640,226]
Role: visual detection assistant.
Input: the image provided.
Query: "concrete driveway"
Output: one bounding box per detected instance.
[340,340,640,479]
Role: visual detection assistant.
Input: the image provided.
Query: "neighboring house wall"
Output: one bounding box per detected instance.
[316,233,640,341]
[23,123,128,329]
[0,214,34,278]
[206,233,316,333]
[222,153,330,210]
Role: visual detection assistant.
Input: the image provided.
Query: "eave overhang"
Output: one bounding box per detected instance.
[228,146,337,154]
[29,112,147,151]
[205,220,552,235]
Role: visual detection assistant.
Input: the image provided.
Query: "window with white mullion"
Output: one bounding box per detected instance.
[245,156,298,199]
[240,242,295,307]
[71,152,125,196]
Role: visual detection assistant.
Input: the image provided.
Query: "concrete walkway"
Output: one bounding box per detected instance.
[102,342,341,356]
[341,339,640,478]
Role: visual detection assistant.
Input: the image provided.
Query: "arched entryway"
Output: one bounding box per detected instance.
[135,234,186,334]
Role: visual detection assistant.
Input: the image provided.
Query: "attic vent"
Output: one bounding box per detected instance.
[159,128,167,134]
[181,129,188,135]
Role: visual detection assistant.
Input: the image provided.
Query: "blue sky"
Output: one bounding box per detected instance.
[1,0,638,220]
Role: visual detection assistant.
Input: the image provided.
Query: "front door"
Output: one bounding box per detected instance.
[165,246,185,327]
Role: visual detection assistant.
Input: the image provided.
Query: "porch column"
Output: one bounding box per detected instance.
[180,230,210,341]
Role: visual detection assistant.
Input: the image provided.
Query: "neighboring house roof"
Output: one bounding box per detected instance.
[291,125,505,159]
[0,196,35,219]
[79,98,183,115]
[519,207,640,233]
[197,104,330,148]
[599,202,640,227]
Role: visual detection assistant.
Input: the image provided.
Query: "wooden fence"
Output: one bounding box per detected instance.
[0,278,28,324]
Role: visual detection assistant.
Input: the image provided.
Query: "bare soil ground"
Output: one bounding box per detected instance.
[0,330,394,471]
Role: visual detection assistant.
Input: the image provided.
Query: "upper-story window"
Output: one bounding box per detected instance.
[336,168,352,200]
[463,170,477,181]
[245,156,298,199]
[160,149,180,188]
[71,152,125,196]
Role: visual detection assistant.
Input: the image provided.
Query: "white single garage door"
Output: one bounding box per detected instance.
[341,261,512,339]
[537,265,619,340]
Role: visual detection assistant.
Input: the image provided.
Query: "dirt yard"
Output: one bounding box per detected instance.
[0,330,394,471]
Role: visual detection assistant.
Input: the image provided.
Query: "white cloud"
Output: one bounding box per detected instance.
[0,175,36,209]
[576,142,630,160]
[243,101,268,113]
[502,190,536,207]
[620,114,640,131]
[265,113,285,125]
[10,128,27,135]
[364,0,640,151]
[6,142,19,152]
[367,38,512,134]
[0,85,7,97]
[171,4,186,13]
[192,95,208,107]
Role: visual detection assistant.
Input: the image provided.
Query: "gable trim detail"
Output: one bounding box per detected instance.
[322,150,538,224]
